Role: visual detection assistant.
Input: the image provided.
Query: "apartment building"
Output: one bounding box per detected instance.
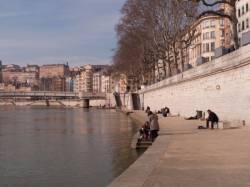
[2,71,39,86]
[236,0,250,45]
[186,13,233,67]
[39,64,69,78]
[75,64,93,93]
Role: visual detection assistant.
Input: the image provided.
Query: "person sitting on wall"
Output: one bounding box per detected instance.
[206,110,219,129]
[185,110,203,120]
[162,107,170,117]
[139,121,150,140]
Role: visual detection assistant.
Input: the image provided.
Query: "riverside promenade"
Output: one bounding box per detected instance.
[108,111,250,187]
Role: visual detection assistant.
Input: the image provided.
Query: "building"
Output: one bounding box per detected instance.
[184,13,233,67]
[114,74,127,93]
[2,71,39,87]
[74,75,80,93]
[39,77,66,91]
[2,64,22,71]
[101,75,112,93]
[75,64,93,93]
[65,77,74,92]
[236,0,250,45]
[39,64,69,78]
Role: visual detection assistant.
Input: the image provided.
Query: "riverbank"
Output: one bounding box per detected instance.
[108,111,250,187]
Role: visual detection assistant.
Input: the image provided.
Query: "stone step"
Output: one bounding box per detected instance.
[136,140,152,149]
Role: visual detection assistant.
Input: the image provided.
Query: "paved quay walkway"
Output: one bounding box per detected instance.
[108,111,250,187]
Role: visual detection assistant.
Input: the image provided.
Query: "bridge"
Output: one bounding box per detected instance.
[0,91,107,108]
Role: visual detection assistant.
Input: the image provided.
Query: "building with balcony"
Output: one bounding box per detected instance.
[75,64,93,93]
[185,13,233,67]
[93,72,102,93]
[101,75,113,93]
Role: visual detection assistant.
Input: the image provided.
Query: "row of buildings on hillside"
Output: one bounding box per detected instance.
[0,63,128,94]
[153,2,250,83]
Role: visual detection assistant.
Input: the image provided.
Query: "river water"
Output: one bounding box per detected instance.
[0,107,143,187]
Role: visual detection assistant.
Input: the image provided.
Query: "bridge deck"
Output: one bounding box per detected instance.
[0,91,107,99]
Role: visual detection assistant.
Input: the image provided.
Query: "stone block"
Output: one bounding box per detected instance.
[220,120,243,129]
[242,31,250,46]
[183,63,192,71]
[196,56,206,66]
[215,47,228,58]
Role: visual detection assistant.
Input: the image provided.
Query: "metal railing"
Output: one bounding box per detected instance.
[0,91,107,99]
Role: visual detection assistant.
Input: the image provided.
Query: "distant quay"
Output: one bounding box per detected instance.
[0,99,114,108]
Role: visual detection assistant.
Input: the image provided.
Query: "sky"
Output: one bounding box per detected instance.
[0,0,125,66]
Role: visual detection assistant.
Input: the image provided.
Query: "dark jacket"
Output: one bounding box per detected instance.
[208,111,219,122]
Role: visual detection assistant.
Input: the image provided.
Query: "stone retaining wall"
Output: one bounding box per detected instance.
[140,44,250,125]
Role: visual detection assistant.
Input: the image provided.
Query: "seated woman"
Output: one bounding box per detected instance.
[139,121,150,140]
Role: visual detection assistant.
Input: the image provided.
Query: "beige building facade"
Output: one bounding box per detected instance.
[186,14,233,67]
[236,0,250,45]
[75,64,93,93]
[93,72,102,93]
[3,71,39,85]
[39,64,69,78]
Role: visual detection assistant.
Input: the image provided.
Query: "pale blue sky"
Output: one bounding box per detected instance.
[0,0,125,66]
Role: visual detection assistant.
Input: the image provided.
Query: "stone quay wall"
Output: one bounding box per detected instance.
[139,44,250,125]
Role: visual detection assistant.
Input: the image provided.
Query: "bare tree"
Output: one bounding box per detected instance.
[113,0,198,88]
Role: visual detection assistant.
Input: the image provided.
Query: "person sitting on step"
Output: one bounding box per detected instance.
[206,110,219,129]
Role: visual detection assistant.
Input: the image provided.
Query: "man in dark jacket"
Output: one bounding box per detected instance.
[206,110,219,129]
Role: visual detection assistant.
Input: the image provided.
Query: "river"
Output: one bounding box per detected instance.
[0,107,143,187]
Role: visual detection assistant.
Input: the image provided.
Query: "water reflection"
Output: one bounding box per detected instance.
[0,107,143,187]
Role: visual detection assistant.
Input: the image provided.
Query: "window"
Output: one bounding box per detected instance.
[206,43,209,52]
[211,31,215,39]
[238,23,241,32]
[247,18,249,28]
[221,30,225,37]
[203,32,210,40]
[247,3,249,12]
[242,6,245,15]
[203,21,209,29]
[238,9,241,17]
[211,42,215,52]
[220,19,224,26]
[242,21,245,31]
[221,39,225,47]
[210,20,215,28]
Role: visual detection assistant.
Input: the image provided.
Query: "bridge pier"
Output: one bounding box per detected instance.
[83,99,90,108]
